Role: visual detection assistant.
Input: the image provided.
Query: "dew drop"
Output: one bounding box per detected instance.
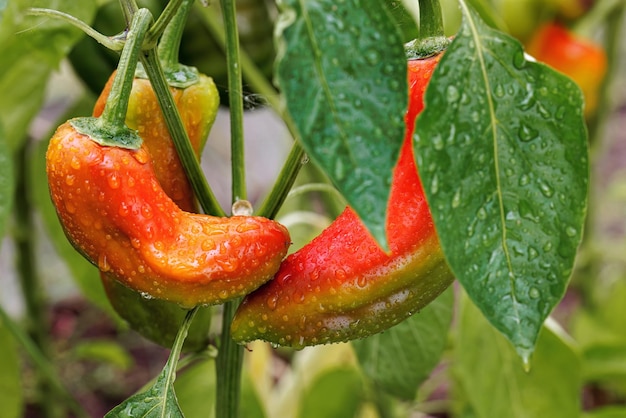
[65,175,75,186]
[519,123,539,142]
[70,156,81,170]
[529,287,540,299]
[98,254,110,272]
[219,290,229,299]
[528,246,539,260]
[430,175,439,195]
[446,85,460,102]
[451,188,461,208]
[539,182,554,197]
[364,49,380,65]
[519,174,530,186]
[543,241,553,252]
[64,201,76,214]
[107,173,120,189]
[494,84,505,98]
[232,200,254,216]
[477,207,487,220]
[565,226,577,237]
[201,239,216,251]
[266,295,278,310]
[433,135,444,150]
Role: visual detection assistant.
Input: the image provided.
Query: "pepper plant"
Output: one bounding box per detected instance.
[0,0,625,417]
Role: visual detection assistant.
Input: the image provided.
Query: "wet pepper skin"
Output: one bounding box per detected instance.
[93,71,219,347]
[231,53,454,348]
[526,23,606,116]
[46,122,290,308]
[93,71,219,212]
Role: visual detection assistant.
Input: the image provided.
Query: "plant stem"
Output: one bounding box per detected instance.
[195,3,307,218]
[163,307,200,384]
[220,0,247,203]
[573,0,624,39]
[140,49,226,217]
[157,0,193,69]
[97,8,153,132]
[216,298,244,418]
[418,0,445,39]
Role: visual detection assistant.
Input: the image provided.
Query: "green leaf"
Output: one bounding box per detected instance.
[298,368,364,418]
[413,0,587,360]
[0,0,96,150]
[175,358,216,418]
[105,309,199,418]
[29,132,113,315]
[0,122,14,241]
[275,0,407,249]
[352,287,453,400]
[0,316,23,418]
[73,339,134,370]
[105,366,184,417]
[383,0,419,43]
[453,294,581,418]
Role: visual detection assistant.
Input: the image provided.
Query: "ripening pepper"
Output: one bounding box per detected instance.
[93,70,219,212]
[94,71,219,348]
[525,22,606,116]
[231,50,455,348]
[46,121,291,308]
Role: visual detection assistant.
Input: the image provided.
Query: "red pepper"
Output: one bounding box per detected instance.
[526,22,606,116]
[231,51,454,348]
[47,121,290,308]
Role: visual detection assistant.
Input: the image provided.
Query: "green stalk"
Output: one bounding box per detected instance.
[162,307,200,390]
[157,0,194,70]
[220,0,247,203]
[97,9,152,132]
[418,0,445,39]
[215,0,246,415]
[71,9,153,149]
[216,298,245,418]
[573,0,624,39]
[194,4,307,219]
[140,49,226,217]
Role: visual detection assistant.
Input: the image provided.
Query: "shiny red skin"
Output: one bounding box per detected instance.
[231,53,454,348]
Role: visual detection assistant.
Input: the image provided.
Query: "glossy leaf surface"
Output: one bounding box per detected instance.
[413,0,588,360]
[275,0,407,249]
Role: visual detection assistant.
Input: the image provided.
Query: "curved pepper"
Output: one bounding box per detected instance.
[231,52,454,348]
[525,22,606,116]
[46,121,291,308]
[93,69,219,349]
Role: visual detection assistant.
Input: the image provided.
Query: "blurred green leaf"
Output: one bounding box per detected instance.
[175,359,217,418]
[275,0,407,250]
[0,0,96,150]
[0,122,14,241]
[298,368,364,418]
[73,339,134,370]
[414,0,587,360]
[453,294,581,418]
[0,315,23,418]
[352,287,453,400]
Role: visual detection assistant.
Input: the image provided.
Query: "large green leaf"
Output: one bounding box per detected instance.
[453,294,581,418]
[413,0,587,360]
[0,315,23,418]
[275,0,407,249]
[0,122,14,241]
[0,0,96,150]
[352,287,453,400]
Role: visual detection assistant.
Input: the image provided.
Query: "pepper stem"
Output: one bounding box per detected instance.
[418,0,445,39]
[97,8,152,132]
[71,8,153,149]
[158,0,193,70]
